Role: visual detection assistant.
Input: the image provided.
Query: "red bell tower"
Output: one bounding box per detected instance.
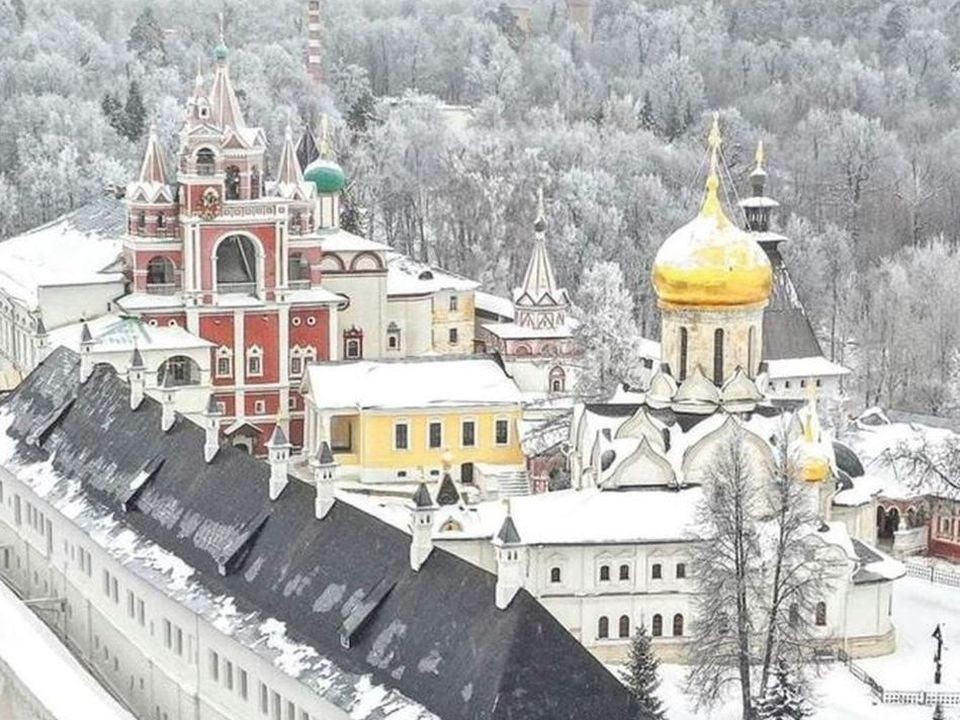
[121,37,341,454]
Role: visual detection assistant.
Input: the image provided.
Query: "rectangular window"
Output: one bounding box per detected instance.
[448,327,459,345]
[331,416,352,452]
[254,400,266,415]
[103,570,111,597]
[287,701,296,720]
[259,683,269,715]
[290,356,303,377]
[209,650,219,681]
[162,619,172,649]
[0,479,4,503]
[495,419,509,446]
[127,591,135,618]
[449,295,459,311]
[345,338,361,359]
[14,495,21,525]
[216,356,232,377]
[247,354,262,377]
[272,691,282,720]
[461,420,476,447]
[112,577,119,603]
[137,598,145,626]
[428,421,442,449]
[239,668,248,700]
[394,422,409,450]
[225,660,233,690]
[174,627,183,656]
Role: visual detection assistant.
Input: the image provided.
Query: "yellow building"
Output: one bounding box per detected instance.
[301,356,525,486]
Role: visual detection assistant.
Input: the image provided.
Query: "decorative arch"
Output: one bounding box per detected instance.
[146,256,176,291]
[651,614,663,637]
[157,355,201,387]
[606,437,676,489]
[672,613,684,636]
[319,253,346,272]
[350,252,384,272]
[549,365,566,393]
[619,615,631,638]
[213,232,264,297]
[682,415,773,483]
[195,147,216,175]
[597,616,609,639]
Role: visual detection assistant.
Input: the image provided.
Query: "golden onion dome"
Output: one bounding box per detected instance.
[652,116,773,308]
[794,399,831,484]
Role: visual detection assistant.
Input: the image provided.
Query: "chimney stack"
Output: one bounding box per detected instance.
[266,422,291,500]
[409,481,435,571]
[128,347,146,410]
[160,371,177,432]
[79,321,95,383]
[203,395,223,463]
[311,440,337,519]
[493,501,525,610]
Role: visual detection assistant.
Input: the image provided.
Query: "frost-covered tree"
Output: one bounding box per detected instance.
[123,81,147,142]
[756,659,812,720]
[127,6,166,63]
[573,261,641,400]
[622,625,666,720]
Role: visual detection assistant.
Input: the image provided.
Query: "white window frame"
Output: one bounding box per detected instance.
[345,337,361,359]
[460,418,477,448]
[246,345,263,378]
[254,400,266,415]
[394,420,410,451]
[449,294,459,312]
[427,419,443,450]
[216,346,233,378]
[494,416,510,446]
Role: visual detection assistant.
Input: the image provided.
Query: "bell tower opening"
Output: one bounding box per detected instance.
[216,235,259,296]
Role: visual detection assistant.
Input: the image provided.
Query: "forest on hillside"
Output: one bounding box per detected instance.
[1,0,960,413]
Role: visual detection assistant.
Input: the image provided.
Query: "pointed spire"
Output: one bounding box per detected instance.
[318,114,331,158]
[273,123,307,197]
[137,125,168,186]
[699,112,730,228]
[296,125,320,171]
[80,321,93,345]
[130,345,145,370]
[752,139,767,177]
[517,186,565,308]
[208,24,245,130]
[495,500,521,545]
[412,482,433,508]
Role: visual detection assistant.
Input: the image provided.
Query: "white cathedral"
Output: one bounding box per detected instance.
[402,118,901,663]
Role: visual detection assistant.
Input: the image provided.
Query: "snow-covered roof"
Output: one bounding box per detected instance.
[115,292,185,312]
[0,197,125,308]
[287,287,345,305]
[49,315,212,354]
[386,252,479,296]
[0,578,136,720]
[316,229,390,253]
[434,486,703,545]
[303,356,522,411]
[475,291,514,319]
[765,356,850,379]
[638,336,661,359]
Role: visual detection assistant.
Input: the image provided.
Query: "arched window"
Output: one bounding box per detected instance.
[652,563,662,579]
[748,326,755,373]
[288,252,309,286]
[549,366,566,393]
[713,328,724,385]
[196,148,215,175]
[215,346,233,378]
[618,615,631,638]
[146,257,175,293]
[157,212,166,233]
[387,322,401,351]
[597,616,609,639]
[216,235,258,296]
[157,355,200,387]
[676,563,686,579]
[619,564,630,581]
[224,165,241,200]
[815,601,827,626]
[550,567,561,584]
[137,211,146,233]
[651,614,663,637]
[679,327,688,381]
[599,565,610,582]
[250,167,261,199]
[789,603,799,628]
[246,345,263,377]
[672,613,684,636]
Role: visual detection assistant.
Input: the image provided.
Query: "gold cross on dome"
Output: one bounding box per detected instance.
[707,111,722,153]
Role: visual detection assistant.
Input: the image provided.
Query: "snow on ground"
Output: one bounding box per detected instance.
[614,576,960,719]
[0,578,136,720]
[860,577,960,691]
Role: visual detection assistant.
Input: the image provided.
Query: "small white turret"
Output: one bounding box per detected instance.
[160,371,177,432]
[311,440,337,519]
[128,346,146,410]
[493,501,525,610]
[202,394,223,463]
[266,422,291,500]
[33,315,49,363]
[79,321,95,383]
[409,482,435,571]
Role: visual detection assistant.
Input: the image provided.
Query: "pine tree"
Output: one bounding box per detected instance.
[123,81,146,141]
[623,625,666,720]
[756,659,812,720]
[932,703,945,720]
[127,6,167,62]
[101,92,125,136]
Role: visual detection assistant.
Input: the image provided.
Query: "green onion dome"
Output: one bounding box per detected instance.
[214,42,229,61]
[304,158,346,194]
